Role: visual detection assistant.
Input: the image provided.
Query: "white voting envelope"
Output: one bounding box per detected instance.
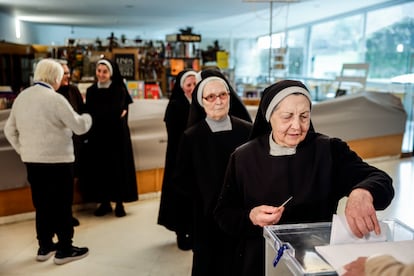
[329,214,389,244]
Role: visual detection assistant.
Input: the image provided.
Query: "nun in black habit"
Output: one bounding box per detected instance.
[173,74,252,276]
[214,79,394,276]
[81,58,138,217]
[157,69,197,250]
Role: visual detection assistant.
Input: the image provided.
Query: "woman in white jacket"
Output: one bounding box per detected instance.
[4,58,92,265]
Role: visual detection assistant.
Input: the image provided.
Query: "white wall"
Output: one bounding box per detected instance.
[0,10,35,44]
[24,23,235,51]
[0,10,239,64]
[28,24,153,46]
[0,11,258,92]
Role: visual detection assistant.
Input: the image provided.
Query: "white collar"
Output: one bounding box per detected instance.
[268,132,296,156]
[205,115,232,132]
[97,81,112,88]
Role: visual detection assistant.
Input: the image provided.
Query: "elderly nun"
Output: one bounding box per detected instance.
[173,74,252,276]
[214,79,394,276]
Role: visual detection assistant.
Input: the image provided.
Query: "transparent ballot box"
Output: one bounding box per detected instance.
[263,220,414,276]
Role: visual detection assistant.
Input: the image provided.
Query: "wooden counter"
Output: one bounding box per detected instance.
[0,168,164,217]
[1,93,407,217]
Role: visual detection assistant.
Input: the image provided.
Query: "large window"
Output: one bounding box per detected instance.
[286,28,306,76]
[366,3,414,79]
[248,1,414,82]
[253,29,307,82]
[309,15,365,78]
[233,1,414,154]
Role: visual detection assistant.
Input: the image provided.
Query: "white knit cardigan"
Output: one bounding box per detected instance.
[4,82,92,163]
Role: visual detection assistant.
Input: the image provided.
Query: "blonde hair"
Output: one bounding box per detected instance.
[33,58,64,87]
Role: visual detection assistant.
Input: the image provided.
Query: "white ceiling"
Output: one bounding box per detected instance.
[0,0,390,39]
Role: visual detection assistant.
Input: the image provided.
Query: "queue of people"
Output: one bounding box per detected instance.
[3,59,399,274]
[158,73,396,276]
[213,79,394,275]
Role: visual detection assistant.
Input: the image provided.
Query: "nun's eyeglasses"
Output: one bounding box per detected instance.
[203,92,229,102]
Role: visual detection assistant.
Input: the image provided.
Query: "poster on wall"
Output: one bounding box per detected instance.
[216,51,229,69]
[126,80,145,99]
[112,48,139,80]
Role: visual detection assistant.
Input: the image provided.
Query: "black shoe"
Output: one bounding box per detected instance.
[115,203,126,217]
[72,217,80,227]
[94,203,112,216]
[54,246,89,265]
[36,244,57,262]
[176,233,192,251]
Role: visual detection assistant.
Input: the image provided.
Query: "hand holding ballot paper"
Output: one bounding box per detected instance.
[344,188,382,238]
[248,196,293,227]
[330,214,389,244]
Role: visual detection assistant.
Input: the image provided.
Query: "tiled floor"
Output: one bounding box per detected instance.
[0,156,413,276]
[0,193,193,276]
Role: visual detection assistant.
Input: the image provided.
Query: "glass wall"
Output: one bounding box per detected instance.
[309,14,365,79]
[366,2,414,79]
[233,1,414,154]
[235,1,414,83]
[286,28,307,76]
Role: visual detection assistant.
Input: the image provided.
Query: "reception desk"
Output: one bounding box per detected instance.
[311,92,407,159]
[243,92,407,159]
[0,99,169,216]
[0,92,407,216]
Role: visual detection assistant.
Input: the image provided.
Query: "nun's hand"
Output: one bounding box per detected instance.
[249,205,284,227]
[345,188,380,238]
[120,109,127,118]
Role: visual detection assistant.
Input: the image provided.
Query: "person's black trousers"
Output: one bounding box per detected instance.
[25,162,74,250]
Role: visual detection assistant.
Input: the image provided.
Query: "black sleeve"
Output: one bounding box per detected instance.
[214,152,261,238]
[71,85,85,114]
[120,85,133,109]
[164,102,188,153]
[171,132,195,231]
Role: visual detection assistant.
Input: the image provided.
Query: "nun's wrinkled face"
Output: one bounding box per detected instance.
[96,64,111,83]
[182,75,196,100]
[202,80,230,121]
[269,94,311,148]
